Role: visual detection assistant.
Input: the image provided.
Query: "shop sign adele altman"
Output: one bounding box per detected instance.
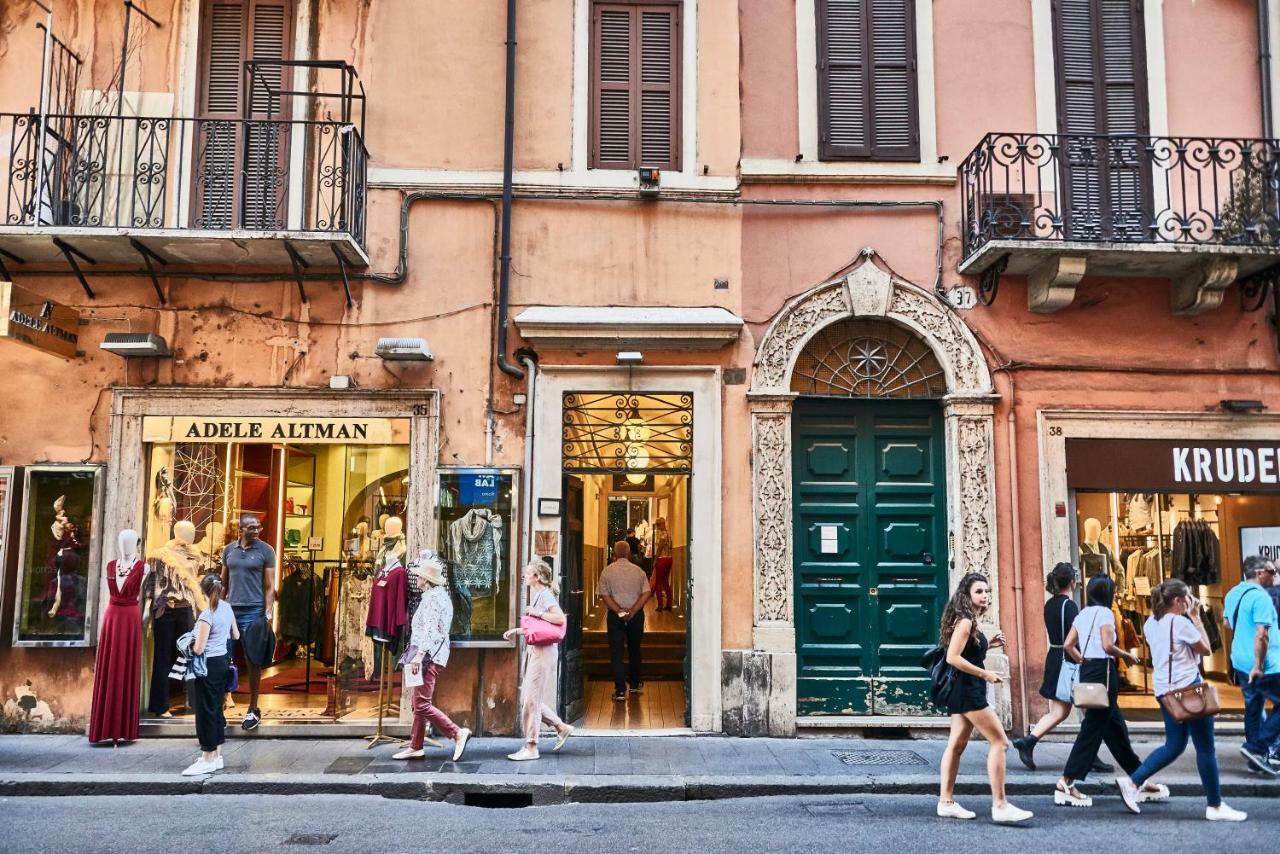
[143,416,409,445]
[0,282,79,359]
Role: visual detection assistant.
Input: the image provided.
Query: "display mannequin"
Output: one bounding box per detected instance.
[376,516,407,567]
[367,535,408,643]
[1080,517,1121,581]
[368,513,391,563]
[197,522,227,569]
[350,520,371,560]
[89,530,148,743]
[144,520,207,717]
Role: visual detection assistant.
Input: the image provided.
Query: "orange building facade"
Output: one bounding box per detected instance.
[0,0,1276,738]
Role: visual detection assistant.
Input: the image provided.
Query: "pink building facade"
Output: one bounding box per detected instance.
[0,0,1276,738]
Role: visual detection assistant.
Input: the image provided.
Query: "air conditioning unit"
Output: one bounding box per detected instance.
[375,337,433,362]
[100,332,171,358]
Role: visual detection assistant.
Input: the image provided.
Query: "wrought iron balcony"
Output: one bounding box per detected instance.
[958,132,1280,314]
[0,112,367,268]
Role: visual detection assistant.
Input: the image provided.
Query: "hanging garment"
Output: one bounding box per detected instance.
[338,568,376,680]
[365,563,408,640]
[449,509,503,593]
[88,559,145,742]
[1171,520,1221,585]
[1126,494,1154,531]
[1202,604,1223,652]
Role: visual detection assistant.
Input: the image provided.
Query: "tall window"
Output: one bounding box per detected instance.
[589,1,681,170]
[195,0,294,229]
[1052,0,1150,239]
[816,0,919,161]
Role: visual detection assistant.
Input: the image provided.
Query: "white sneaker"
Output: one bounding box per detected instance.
[452,728,471,762]
[991,802,1034,824]
[936,800,976,820]
[1136,782,1169,803]
[1115,776,1141,814]
[1206,803,1248,822]
[553,724,574,753]
[181,758,217,776]
[507,746,540,761]
[214,755,224,771]
[1054,780,1093,808]
[391,747,425,760]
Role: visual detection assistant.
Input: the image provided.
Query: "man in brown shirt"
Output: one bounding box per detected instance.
[599,541,653,701]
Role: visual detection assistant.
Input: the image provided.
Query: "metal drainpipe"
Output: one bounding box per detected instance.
[1003,371,1031,732]
[496,0,525,381]
[1262,0,1275,138]
[519,352,538,567]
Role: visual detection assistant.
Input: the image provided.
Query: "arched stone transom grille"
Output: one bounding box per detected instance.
[790,318,946,399]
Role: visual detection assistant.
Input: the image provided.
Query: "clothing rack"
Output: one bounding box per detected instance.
[274,560,320,693]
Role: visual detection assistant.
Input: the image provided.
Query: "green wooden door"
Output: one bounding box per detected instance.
[793,398,947,715]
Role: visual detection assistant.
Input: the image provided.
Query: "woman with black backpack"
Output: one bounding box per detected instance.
[936,572,1033,824]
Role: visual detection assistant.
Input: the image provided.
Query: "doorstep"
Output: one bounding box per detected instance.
[796,715,952,734]
[138,720,701,739]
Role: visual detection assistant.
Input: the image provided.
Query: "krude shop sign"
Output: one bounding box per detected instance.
[143,416,409,445]
[1067,438,1280,493]
[1240,526,1280,564]
[0,282,80,359]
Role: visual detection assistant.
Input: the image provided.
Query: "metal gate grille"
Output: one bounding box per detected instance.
[562,391,692,473]
[831,749,929,767]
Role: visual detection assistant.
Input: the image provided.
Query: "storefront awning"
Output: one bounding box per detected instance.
[514,306,743,352]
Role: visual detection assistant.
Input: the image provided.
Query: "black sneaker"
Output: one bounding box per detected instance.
[1240,746,1279,776]
[612,691,626,702]
[1011,735,1037,771]
[1267,752,1280,773]
[1090,757,1114,773]
[241,709,261,731]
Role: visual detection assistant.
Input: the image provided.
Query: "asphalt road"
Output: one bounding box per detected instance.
[1,793,1274,853]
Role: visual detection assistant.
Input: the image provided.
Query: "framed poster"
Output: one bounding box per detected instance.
[435,467,520,647]
[13,465,104,647]
[1239,526,1280,565]
[0,467,15,613]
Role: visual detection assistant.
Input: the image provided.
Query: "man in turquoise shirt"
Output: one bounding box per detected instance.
[1224,555,1280,775]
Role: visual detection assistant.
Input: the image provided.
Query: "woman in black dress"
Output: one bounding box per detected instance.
[937,572,1032,824]
[1011,562,1080,770]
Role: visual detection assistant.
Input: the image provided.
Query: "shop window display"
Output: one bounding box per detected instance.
[436,468,519,642]
[12,466,103,646]
[1073,491,1266,720]
[139,424,411,722]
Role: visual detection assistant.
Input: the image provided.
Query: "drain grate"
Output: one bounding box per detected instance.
[284,833,338,846]
[832,749,928,767]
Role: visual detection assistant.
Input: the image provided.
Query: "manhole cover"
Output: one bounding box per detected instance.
[284,833,338,845]
[832,749,928,767]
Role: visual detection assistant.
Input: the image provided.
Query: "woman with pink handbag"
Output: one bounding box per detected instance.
[502,559,573,760]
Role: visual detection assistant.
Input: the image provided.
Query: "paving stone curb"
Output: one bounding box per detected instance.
[1,772,1276,802]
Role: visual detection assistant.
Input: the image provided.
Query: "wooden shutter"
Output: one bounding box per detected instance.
[1052,0,1149,238]
[590,2,681,171]
[817,0,918,161]
[195,0,293,229]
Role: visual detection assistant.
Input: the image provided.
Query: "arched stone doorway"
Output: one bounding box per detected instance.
[744,257,1002,734]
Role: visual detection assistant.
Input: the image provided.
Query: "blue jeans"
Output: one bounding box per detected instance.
[1237,670,1280,755]
[230,604,264,663]
[1131,703,1220,807]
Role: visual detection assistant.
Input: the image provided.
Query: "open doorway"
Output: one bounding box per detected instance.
[561,472,690,729]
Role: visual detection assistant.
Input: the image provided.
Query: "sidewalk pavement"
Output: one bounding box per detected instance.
[2,733,1277,805]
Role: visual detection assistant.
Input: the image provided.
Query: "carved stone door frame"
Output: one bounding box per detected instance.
[747,258,1002,733]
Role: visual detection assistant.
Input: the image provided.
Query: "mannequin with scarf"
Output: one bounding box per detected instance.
[143,521,207,716]
[89,530,148,743]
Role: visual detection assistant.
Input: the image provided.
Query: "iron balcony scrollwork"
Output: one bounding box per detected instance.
[1,112,368,250]
[960,132,1280,262]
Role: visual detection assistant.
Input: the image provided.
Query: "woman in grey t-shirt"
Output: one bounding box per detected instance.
[182,575,239,777]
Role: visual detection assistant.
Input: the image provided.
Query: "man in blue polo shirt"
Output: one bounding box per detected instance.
[221,513,276,731]
[1224,555,1280,776]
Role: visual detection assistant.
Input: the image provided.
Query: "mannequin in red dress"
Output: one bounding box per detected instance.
[88,530,148,744]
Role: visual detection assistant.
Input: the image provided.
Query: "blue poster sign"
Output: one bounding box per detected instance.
[458,470,500,506]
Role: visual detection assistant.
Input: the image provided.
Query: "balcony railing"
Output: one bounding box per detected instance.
[2,112,367,249]
[960,132,1280,263]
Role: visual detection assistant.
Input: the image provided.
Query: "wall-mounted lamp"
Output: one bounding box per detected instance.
[375,337,433,362]
[616,351,643,365]
[1220,399,1266,413]
[99,332,171,358]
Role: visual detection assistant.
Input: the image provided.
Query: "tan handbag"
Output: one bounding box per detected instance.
[1071,611,1110,709]
[1158,618,1220,722]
